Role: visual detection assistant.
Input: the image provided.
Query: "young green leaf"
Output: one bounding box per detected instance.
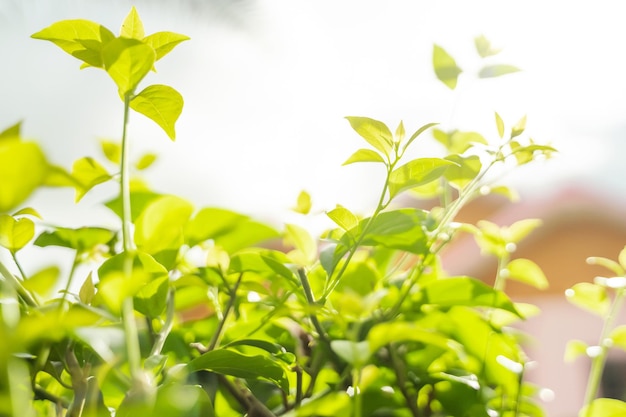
[578,398,626,417]
[433,44,462,89]
[506,258,549,290]
[134,275,169,317]
[495,112,505,138]
[474,34,502,58]
[292,190,312,214]
[478,64,520,79]
[565,283,610,316]
[134,195,194,254]
[564,340,588,362]
[143,31,190,61]
[0,121,21,140]
[130,84,183,140]
[367,322,462,354]
[403,122,439,152]
[22,266,59,298]
[135,153,157,170]
[330,340,370,366]
[284,223,317,265]
[388,158,457,198]
[0,141,48,212]
[326,205,360,233]
[587,255,626,276]
[395,120,405,143]
[229,250,296,284]
[187,349,288,391]
[609,325,626,351]
[79,273,95,305]
[510,115,527,138]
[101,140,122,164]
[120,6,145,39]
[0,214,35,252]
[444,154,482,190]
[184,207,247,247]
[71,157,110,202]
[31,20,115,68]
[102,38,155,95]
[345,116,393,157]
[34,226,116,253]
[342,149,386,165]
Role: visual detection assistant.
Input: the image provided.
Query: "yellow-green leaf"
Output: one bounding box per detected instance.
[619,246,626,271]
[564,340,588,362]
[579,398,626,417]
[71,157,110,202]
[135,153,157,170]
[292,190,312,214]
[102,37,155,95]
[478,64,520,79]
[143,31,190,61]
[565,283,610,316]
[474,35,502,58]
[345,116,393,157]
[610,325,626,351]
[135,195,194,254]
[0,141,48,212]
[510,115,527,139]
[284,223,317,265]
[101,140,121,164]
[23,266,60,298]
[506,258,548,290]
[433,44,462,89]
[120,6,145,39]
[342,148,386,165]
[0,215,35,252]
[327,205,359,234]
[130,84,183,140]
[495,112,504,138]
[388,158,457,198]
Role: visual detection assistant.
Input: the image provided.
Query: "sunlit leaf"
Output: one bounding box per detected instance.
[187,349,288,391]
[432,129,487,154]
[510,115,527,138]
[153,383,215,417]
[284,223,317,265]
[184,207,247,247]
[579,398,626,417]
[134,275,169,317]
[433,44,462,89]
[143,31,190,61]
[564,340,588,362]
[388,158,457,198]
[0,140,48,212]
[105,190,162,222]
[610,325,626,351]
[213,219,279,253]
[135,195,194,254]
[0,121,21,140]
[292,190,312,214]
[120,6,144,39]
[327,205,359,234]
[0,214,35,252]
[506,258,548,290]
[444,154,481,190]
[102,37,155,95]
[100,140,121,164]
[495,112,504,138]
[71,157,110,202]
[565,283,610,316]
[587,256,626,276]
[31,19,115,68]
[330,340,370,366]
[135,153,157,170]
[417,276,520,315]
[130,84,183,140]
[478,64,520,79]
[367,322,462,354]
[403,122,439,152]
[22,266,59,298]
[345,116,393,157]
[395,120,405,143]
[11,207,41,219]
[229,250,296,285]
[79,273,95,304]
[619,246,626,271]
[474,34,502,58]
[34,226,115,253]
[507,218,542,242]
[342,148,386,165]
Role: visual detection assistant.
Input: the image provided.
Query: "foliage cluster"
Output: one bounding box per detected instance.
[1,7,623,417]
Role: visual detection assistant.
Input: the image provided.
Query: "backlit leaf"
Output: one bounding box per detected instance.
[130,84,183,140]
[330,340,370,366]
[0,215,35,252]
[34,226,116,253]
[495,112,504,138]
[292,190,312,214]
[135,153,157,170]
[345,116,393,157]
[578,398,626,417]
[564,340,588,362]
[105,190,163,222]
[103,37,155,95]
[187,349,288,391]
[0,141,48,212]
[79,273,95,304]
[229,250,296,284]
[31,20,115,68]
[565,283,610,316]
[510,115,527,139]
[342,148,386,165]
[327,205,359,234]
[587,255,625,276]
[403,122,439,152]
[134,275,169,317]
[284,223,317,265]
[22,266,59,298]
[433,44,462,89]
[610,325,626,351]
[71,157,110,202]
[478,64,520,79]
[618,246,626,271]
[120,6,144,39]
[184,207,247,247]
[368,322,462,354]
[395,120,405,143]
[506,258,548,290]
[0,121,21,140]
[444,154,482,190]
[135,195,194,254]
[100,140,121,164]
[143,31,190,61]
[474,35,501,58]
[388,158,457,198]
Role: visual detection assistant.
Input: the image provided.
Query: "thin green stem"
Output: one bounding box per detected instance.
[352,368,362,417]
[207,272,244,352]
[120,93,133,253]
[59,253,80,310]
[583,288,626,412]
[0,259,37,307]
[149,288,175,357]
[10,251,27,281]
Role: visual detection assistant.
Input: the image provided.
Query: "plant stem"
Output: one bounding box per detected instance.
[59,253,80,310]
[120,93,133,253]
[207,272,244,352]
[583,288,626,412]
[0,259,37,307]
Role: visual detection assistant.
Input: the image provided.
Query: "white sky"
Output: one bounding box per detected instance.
[1,0,625,228]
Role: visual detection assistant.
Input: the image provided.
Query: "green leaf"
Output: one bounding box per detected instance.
[71,157,110,202]
[330,340,370,366]
[142,31,190,61]
[610,325,626,351]
[587,255,626,276]
[34,226,115,253]
[0,141,48,212]
[0,214,35,252]
[135,153,157,170]
[565,283,610,316]
[120,7,144,39]
[395,120,405,143]
[100,140,121,164]
[134,195,194,254]
[342,148,386,165]
[433,44,462,89]
[388,158,457,198]
[510,115,527,138]
[564,340,588,362]
[474,34,501,58]
[229,250,296,284]
[292,190,312,214]
[187,349,288,391]
[105,190,163,222]
[213,219,279,254]
[478,64,520,79]
[417,276,520,315]
[12,207,41,219]
[22,266,60,298]
[507,218,542,242]
[153,384,215,417]
[367,322,462,354]
[327,205,359,234]
[79,273,95,304]
[403,122,439,152]
[31,19,115,68]
[134,275,169,317]
[345,116,393,157]
[495,112,505,138]
[102,37,155,95]
[579,398,626,417]
[284,223,317,265]
[0,121,21,140]
[444,154,482,190]
[506,258,548,290]
[432,129,487,154]
[619,246,626,271]
[184,207,247,247]
[130,84,183,140]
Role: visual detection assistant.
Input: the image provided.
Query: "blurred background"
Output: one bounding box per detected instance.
[1,1,625,415]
